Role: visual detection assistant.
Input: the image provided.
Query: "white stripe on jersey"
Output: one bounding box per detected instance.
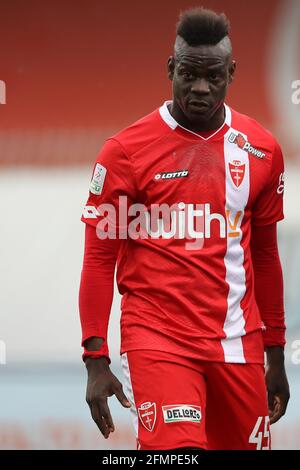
[120,353,140,448]
[221,128,250,363]
[224,103,232,127]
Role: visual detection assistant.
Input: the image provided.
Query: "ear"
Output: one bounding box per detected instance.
[228,60,236,85]
[167,56,175,80]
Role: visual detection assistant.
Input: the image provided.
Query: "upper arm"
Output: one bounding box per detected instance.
[251,222,278,258]
[81,138,137,234]
[251,141,285,227]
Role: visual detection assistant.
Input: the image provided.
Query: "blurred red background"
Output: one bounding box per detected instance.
[0,2,299,451]
[0,0,299,164]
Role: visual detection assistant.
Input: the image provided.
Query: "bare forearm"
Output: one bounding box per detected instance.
[84,338,111,366]
[85,336,104,351]
[266,345,285,367]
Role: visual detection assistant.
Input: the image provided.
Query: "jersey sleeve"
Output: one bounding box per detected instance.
[251,223,286,348]
[252,140,285,226]
[81,138,137,234]
[79,138,136,363]
[79,224,120,364]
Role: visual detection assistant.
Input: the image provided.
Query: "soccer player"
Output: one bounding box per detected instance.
[79,8,290,450]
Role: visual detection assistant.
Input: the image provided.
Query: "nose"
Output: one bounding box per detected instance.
[190,78,210,95]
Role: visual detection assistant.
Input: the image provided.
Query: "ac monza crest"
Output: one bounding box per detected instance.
[138,402,156,432]
[229,160,245,188]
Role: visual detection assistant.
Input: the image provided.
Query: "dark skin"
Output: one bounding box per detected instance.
[85,337,131,439]
[167,35,235,132]
[85,36,289,440]
[265,346,290,424]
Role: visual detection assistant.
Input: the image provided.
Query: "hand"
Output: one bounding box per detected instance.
[265,346,290,424]
[85,356,131,439]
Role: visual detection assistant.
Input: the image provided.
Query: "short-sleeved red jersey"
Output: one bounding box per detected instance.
[81,101,285,364]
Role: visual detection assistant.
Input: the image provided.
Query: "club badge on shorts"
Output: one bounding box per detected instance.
[138,402,156,432]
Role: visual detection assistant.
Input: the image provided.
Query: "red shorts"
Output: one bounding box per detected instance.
[120,349,271,450]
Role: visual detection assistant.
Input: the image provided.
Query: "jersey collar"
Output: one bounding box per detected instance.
[159,100,232,142]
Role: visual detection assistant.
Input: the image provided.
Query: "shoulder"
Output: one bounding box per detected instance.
[229,106,280,152]
[108,106,170,157]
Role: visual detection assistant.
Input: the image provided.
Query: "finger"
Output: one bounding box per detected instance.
[267,390,277,423]
[114,384,131,408]
[270,394,289,425]
[269,396,283,425]
[90,403,110,438]
[99,400,115,432]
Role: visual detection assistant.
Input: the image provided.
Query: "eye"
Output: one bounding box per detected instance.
[181,71,195,80]
[209,73,220,81]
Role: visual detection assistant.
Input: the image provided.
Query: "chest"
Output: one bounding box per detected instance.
[133,138,272,213]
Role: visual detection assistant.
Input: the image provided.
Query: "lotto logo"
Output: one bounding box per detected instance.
[154,170,189,180]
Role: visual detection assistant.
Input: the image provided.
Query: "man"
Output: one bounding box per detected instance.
[79,7,290,450]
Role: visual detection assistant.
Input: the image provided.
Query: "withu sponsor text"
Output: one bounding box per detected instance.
[83,197,243,250]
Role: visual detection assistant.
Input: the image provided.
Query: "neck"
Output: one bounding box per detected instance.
[169,101,225,132]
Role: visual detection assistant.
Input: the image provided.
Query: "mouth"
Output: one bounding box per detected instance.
[188,100,211,113]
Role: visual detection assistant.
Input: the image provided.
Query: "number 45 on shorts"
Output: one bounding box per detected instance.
[249,416,270,450]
